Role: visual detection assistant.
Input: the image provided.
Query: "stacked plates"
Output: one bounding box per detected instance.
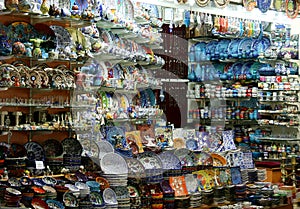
[112,186,130,209]
[189,192,202,208]
[5,187,22,207]
[102,174,128,186]
[235,184,247,202]
[201,189,214,205]
[257,169,267,181]
[103,188,118,209]
[248,169,258,183]
[214,186,226,204]
[127,185,141,209]
[75,182,90,198]
[86,181,100,192]
[225,185,236,202]
[241,169,249,183]
[43,185,57,199]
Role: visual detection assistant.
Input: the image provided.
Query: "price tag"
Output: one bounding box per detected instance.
[35,161,45,170]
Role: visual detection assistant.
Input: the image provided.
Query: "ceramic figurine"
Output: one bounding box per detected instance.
[40,0,49,15]
[4,0,18,11]
[31,1,41,14]
[30,38,44,58]
[12,41,26,56]
[24,42,32,57]
[61,7,71,17]
[48,4,60,16]
[18,0,31,12]
[71,2,80,18]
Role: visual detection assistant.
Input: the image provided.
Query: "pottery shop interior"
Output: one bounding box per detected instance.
[0,0,300,208]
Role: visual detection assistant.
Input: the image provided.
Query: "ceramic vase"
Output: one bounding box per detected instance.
[4,0,18,11]
[12,41,26,56]
[18,0,31,12]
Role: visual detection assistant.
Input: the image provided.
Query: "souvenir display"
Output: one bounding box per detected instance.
[0,1,297,209]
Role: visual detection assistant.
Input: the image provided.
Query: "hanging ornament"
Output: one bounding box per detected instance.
[196,0,210,7]
[257,0,272,13]
[214,0,230,8]
[285,0,299,19]
[243,0,257,11]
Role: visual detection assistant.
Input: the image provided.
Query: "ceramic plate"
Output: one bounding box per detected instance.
[97,140,114,160]
[106,126,126,147]
[80,138,100,158]
[90,191,104,206]
[43,139,63,158]
[103,188,118,205]
[50,26,72,50]
[32,198,49,209]
[24,141,45,161]
[61,137,83,155]
[46,199,64,209]
[137,151,162,170]
[7,21,39,43]
[63,192,78,207]
[100,152,128,174]
[158,151,181,170]
[125,157,146,178]
[95,177,110,191]
[185,174,199,194]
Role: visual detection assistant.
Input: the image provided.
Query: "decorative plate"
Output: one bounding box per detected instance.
[32,198,49,209]
[61,137,83,155]
[103,188,118,205]
[209,132,223,152]
[174,148,196,167]
[194,151,213,166]
[90,191,104,206]
[46,199,65,209]
[185,138,198,151]
[185,174,199,194]
[95,177,110,191]
[43,185,57,194]
[125,157,146,178]
[97,140,114,160]
[173,138,185,149]
[37,70,49,88]
[238,38,253,58]
[158,151,181,170]
[8,177,21,187]
[58,0,71,9]
[0,142,10,159]
[49,26,72,50]
[106,126,126,147]
[100,152,128,174]
[227,39,241,58]
[169,176,189,197]
[215,39,230,60]
[6,187,21,196]
[113,185,130,199]
[29,70,42,88]
[257,0,272,13]
[8,143,26,157]
[42,176,57,186]
[231,167,242,185]
[43,139,63,157]
[211,153,227,166]
[196,0,210,7]
[137,151,163,170]
[80,138,100,158]
[63,192,78,207]
[286,0,299,19]
[214,0,230,8]
[7,22,40,43]
[24,141,45,161]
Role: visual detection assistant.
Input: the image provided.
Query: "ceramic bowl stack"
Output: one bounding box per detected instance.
[201,189,214,205]
[189,192,202,208]
[257,169,267,181]
[235,184,247,202]
[241,169,249,183]
[86,181,101,192]
[103,188,118,208]
[100,153,129,187]
[127,185,141,209]
[42,185,57,199]
[214,186,226,204]
[75,182,90,198]
[5,187,22,207]
[112,186,131,209]
[184,174,201,208]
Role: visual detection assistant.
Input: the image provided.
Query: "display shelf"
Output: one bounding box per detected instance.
[0,11,92,28]
[258,137,300,141]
